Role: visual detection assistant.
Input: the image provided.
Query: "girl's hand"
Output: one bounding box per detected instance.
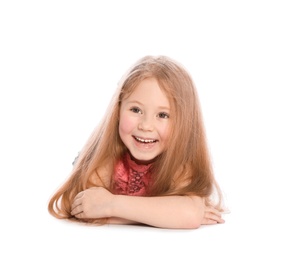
[71,187,114,219]
[201,205,225,225]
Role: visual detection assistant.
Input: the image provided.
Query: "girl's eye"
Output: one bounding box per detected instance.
[130,107,142,114]
[158,112,170,119]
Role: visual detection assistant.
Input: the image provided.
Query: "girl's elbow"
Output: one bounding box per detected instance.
[180,214,202,229]
[181,197,204,229]
[189,218,202,229]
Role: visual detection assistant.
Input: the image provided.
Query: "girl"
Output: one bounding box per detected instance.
[48,55,226,229]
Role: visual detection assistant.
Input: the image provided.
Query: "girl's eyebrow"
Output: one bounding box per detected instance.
[158,106,170,111]
[126,100,170,110]
[126,100,143,105]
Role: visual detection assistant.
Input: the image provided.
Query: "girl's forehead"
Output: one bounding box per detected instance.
[122,78,170,107]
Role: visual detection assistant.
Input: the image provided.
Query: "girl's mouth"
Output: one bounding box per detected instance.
[133,136,158,143]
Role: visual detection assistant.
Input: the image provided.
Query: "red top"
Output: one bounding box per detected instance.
[113,153,153,196]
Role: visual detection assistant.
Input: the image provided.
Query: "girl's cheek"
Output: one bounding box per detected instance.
[119,114,136,134]
[160,123,171,143]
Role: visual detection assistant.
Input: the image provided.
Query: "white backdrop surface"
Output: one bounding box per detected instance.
[0,1,286,259]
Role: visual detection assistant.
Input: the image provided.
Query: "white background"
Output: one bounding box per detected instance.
[1,0,286,259]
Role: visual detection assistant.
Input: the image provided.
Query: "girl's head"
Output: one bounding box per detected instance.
[117,56,203,164]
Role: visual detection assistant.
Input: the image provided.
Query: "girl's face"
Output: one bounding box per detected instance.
[119,78,171,164]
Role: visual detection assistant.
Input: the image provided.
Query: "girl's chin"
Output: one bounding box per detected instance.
[128,151,158,165]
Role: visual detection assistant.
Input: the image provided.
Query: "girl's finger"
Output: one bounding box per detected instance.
[202,218,218,225]
[71,204,83,216]
[204,211,225,224]
[205,206,222,217]
[71,192,85,210]
[71,198,82,210]
[74,191,84,200]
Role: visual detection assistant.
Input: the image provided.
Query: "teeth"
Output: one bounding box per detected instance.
[135,136,156,143]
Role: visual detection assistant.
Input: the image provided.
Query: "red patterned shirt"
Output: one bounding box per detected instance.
[113,153,153,196]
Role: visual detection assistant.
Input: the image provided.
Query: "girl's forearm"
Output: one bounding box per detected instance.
[109,195,204,229]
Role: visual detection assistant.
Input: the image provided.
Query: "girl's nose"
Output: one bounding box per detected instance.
[138,116,154,131]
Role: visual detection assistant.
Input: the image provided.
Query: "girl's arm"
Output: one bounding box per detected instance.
[110,193,204,229]
[71,187,224,229]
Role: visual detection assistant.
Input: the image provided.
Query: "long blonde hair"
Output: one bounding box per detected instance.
[48,55,224,223]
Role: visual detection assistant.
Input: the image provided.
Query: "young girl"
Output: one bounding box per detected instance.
[48,55,226,229]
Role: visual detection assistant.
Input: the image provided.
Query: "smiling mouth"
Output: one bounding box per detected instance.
[133,136,158,143]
